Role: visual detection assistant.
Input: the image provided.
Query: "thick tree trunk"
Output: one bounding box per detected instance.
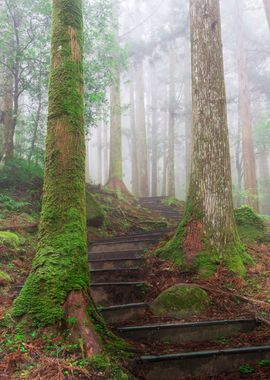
[150,63,158,197]
[236,0,258,211]
[263,0,270,29]
[158,0,248,277]
[129,67,139,195]
[13,0,100,355]
[135,60,149,197]
[167,43,176,198]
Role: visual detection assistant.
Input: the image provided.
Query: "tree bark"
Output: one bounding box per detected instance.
[236,0,258,211]
[263,0,270,29]
[167,43,176,198]
[184,34,192,194]
[258,152,270,214]
[150,63,158,197]
[158,0,248,277]
[129,66,139,195]
[135,60,149,197]
[13,0,100,355]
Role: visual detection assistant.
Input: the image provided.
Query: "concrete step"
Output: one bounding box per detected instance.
[101,303,148,324]
[90,240,157,253]
[90,257,145,270]
[118,319,258,345]
[135,345,270,380]
[90,282,147,306]
[90,267,145,282]
[89,249,144,260]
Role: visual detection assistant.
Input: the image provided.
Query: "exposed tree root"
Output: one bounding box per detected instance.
[106,177,129,193]
[63,291,101,357]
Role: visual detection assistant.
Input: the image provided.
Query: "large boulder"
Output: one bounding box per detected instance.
[234,205,269,242]
[86,192,104,228]
[151,284,209,319]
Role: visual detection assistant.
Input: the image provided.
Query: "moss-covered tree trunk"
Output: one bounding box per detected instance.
[158,0,249,277]
[13,0,100,356]
[236,0,258,211]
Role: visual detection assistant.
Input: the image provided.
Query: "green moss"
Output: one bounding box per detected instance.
[0,270,11,285]
[155,195,253,277]
[0,231,20,249]
[151,284,209,318]
[12,0,88,326]
[235,205,269,243]
[86,191,104,227]
[161,197,185,209]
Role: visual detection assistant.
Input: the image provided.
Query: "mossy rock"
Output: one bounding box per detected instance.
[234,205,269,243]
[151,284,209,318]
[0,270,11,286]
[86,191,105,228]
[0,231,20,249]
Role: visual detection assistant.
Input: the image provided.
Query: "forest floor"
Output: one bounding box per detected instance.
[0,168,270,379]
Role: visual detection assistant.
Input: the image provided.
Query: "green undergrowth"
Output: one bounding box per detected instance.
[162,197,185,209]
[87,185,168,238]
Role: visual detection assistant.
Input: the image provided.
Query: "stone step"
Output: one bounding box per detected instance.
[90,282,147,306]
[90,239,157,253]
[89,249,144,260]
[91,229,173,243]
[101,303,148,324]
[135,345,270,380]
[90,267,145,282]
[89,257,145,270]
[118,319,258,345]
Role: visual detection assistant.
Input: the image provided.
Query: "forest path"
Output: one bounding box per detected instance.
[89,197,270,380]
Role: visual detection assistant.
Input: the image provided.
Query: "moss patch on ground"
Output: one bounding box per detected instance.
[235,205,270,243]
[0,231,21,249]
[151,284,209,318]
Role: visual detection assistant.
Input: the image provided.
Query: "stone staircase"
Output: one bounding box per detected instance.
[89,197,270,379]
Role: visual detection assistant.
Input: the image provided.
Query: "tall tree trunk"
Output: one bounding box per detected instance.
[135,60,149,197]
[184,34,192,194]
[107,5,126,191]
[97,121,103,185]
[1,68,13,162]
[150,63,158,197]
[167,43,176,198]
[236,0,258,211]
[28,80,42,162]
[103,118,108,184]
[158,0,248,277]
[258,152,270,214]
[263,0,270,29]
[13,0,100,355]
[129,67,139,195]
[86,136,91,184]
[162,106,168,196]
